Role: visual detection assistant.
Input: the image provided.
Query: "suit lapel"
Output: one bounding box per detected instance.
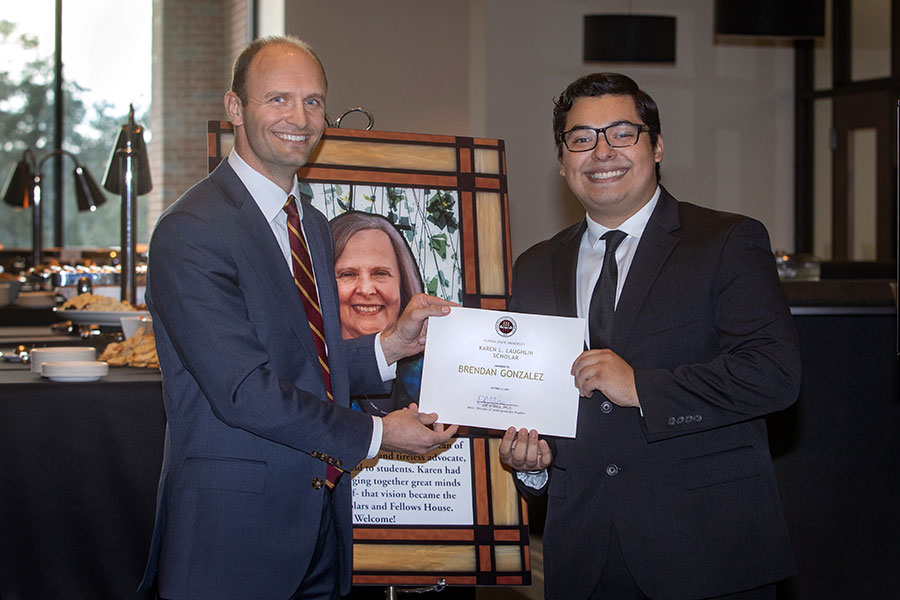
[612,189,681,349]
[212,162,323,372]
[551,220,586,318]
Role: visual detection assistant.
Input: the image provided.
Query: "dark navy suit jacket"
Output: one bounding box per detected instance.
[511,188,800,599]
[139,160,389,599]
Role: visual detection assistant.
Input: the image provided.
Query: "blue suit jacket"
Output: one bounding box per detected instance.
[511,188,801,600]
[139,160,389,599]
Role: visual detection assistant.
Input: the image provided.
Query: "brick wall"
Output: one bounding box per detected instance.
[229,0,252,66]
[147,0,250,230]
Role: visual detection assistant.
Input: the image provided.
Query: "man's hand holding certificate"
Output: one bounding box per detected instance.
[418,307,584,437]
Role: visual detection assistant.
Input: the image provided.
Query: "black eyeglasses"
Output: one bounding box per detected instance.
[561,121,651,152]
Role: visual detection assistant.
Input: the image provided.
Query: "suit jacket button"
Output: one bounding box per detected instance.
[335,459,343,467]
[694,415,702,422]
[676,416,685,424]
[601,401,613,414]
[311,451,320,458]
[606,464,619,477]
[667,417,676,426]
[312,478,324,490]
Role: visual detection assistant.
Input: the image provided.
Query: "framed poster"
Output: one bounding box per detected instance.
[207,122,529,587]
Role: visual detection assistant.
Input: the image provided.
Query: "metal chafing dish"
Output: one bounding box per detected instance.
[26,263,145,287]
[23,263,147,304]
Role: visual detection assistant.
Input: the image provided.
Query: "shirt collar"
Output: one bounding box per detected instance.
[227,149,301,222]
[585,185,660,248]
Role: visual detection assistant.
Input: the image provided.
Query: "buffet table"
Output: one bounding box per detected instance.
[0,356,164,600]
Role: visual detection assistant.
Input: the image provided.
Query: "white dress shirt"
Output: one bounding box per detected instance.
[517,186,661,489]
[576,186,660,345]
[228,150,389,458]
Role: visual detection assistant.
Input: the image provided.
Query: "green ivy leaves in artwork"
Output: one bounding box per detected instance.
[426,190,458,233]
[299,182,315,201]
[397,216,414,244]
[386,187,405,220]
[425,271,451,297]
[315,183,349,212]
[309,183,462,302]
[429,233,448,259]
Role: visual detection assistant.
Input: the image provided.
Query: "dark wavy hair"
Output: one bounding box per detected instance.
[552,73,661,180]
[231,35,327,105]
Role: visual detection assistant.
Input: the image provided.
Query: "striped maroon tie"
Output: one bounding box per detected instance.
[283,195,343,489]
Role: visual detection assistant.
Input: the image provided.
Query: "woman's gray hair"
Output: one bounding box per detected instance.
[330,211,423,310]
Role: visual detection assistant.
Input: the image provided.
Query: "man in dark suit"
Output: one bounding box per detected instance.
[499,73,800,599]
[139,36,457,600]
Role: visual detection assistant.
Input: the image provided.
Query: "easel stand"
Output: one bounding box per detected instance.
[386,578,446,599]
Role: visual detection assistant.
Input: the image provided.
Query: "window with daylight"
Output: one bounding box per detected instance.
[0,0,151,258]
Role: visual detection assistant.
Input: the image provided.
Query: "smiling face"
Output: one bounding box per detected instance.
[224,43,327,192]
[335,229,403,339]
[559,94,663,227]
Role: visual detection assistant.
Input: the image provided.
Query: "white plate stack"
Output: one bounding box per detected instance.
[15,291,57,309]
[30,347,97,374]
[41,360,109,382]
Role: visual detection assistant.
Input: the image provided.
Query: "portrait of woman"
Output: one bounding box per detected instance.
[330,211,424,414]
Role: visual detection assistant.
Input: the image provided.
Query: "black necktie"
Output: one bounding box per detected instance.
[588,229,627,350]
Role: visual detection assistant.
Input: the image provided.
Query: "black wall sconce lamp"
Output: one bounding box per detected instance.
[1,148,106,269]
[584,15,677,63]
[714,0,825,38]
[102,104,152,304]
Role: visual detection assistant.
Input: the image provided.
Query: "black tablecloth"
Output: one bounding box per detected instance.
[770,313,900,599]
[0,364,164,600]
[0,306,65,327]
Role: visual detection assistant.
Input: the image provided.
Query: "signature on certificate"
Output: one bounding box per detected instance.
[474,394,523,415]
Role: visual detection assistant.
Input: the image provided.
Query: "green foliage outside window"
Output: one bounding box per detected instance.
[0,19,148,251]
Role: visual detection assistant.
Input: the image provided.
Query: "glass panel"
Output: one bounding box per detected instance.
[0,4,55,251]
[848,128,878,260]
[494,545,523,571]
[488,438,519,525]
[474,148,500,175]
[354,544,476,571]
[851,0,891,81]
[813,99,833,260]
[475,191,505,295]
[314,140,457,172]
[813,0,833,90]
[61,0,152,248]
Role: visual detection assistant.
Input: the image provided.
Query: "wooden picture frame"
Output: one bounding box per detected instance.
[207,122,530,587]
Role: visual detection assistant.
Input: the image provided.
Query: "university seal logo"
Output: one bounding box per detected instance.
[495,316,517,337]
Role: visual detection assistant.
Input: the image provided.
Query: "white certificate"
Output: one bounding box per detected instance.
[418,307,585,437]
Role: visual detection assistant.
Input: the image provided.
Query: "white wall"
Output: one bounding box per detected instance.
[257,0,285,37]
[288,0,795,259]
[287,1,472,135]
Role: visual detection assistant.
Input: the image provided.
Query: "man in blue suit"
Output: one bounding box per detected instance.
[139,36,457,600]
[499,73,800,599]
